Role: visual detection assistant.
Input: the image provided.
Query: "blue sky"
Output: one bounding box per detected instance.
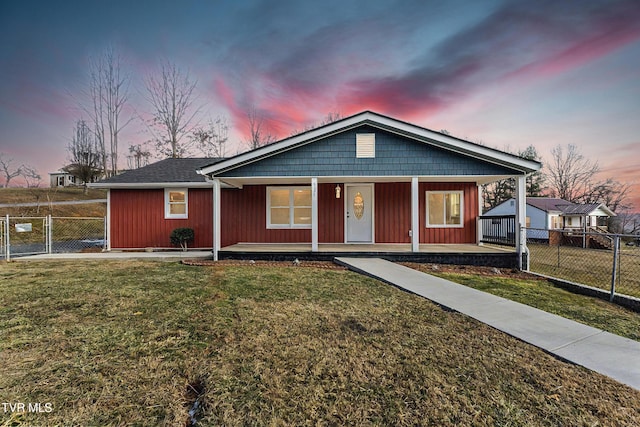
[1,0,639,207]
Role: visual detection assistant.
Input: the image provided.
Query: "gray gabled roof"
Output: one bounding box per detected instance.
[526,197,574,213]
[91,158,223,188]
[486,197,615,217]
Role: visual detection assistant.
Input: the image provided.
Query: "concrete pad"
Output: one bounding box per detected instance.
[335,257,640,391]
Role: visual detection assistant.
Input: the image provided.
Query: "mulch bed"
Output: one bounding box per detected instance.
[181,259,348,270]
[400,262,547,280]
[182,258,546,278]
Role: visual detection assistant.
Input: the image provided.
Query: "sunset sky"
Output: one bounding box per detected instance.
[1,0,639,209]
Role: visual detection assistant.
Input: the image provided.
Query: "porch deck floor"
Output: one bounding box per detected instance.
[220,243,514,254]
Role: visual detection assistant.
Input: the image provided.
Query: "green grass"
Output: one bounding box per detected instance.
[1,261,639,426]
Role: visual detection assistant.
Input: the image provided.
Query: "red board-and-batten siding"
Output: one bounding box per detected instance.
[109,182,478,248]
[110,189,213,249]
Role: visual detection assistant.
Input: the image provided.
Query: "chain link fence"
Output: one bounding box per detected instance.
[50,217,106,253]
[526,228,640,300]
[1,215,105,260]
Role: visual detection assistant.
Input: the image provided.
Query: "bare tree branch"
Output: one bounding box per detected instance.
[190,116,229,158]
[0,153,23,188]
[20,165,42,188]
[544,144,599,202]
[65,119,102,194]
[144,61,200,158]
[126,144,152,170]
[78,46,132,177]
[246,106,276,150]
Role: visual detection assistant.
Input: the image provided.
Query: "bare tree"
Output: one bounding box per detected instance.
[79,46,131,177]
[126,144,152,169]
[581,178,631,212]
[0,153,23,188]
[190,116,229,158]
[289,111,344,136]
[145,61,199,158]
[482,145,543,211]
[65,119,102,194]
[20,165,41,188]
[246,106,277,149]
[545,144,631,212]
[545,144,599,202]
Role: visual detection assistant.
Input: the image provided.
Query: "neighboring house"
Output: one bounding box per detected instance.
[484,197,615,241]
[92,111,540,264]
[49,170,101,188]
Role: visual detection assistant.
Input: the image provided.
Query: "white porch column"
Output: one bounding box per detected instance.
[477,183,483,245]
[515,174,527,269]
[212,179,221,261]
[411,177,419,252]
[106,189,111,251]
[311,177,319,252]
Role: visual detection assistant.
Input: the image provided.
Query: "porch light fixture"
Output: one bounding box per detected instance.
[335,184,341,199]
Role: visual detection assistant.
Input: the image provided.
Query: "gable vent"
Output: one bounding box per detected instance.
[356,133,375,158]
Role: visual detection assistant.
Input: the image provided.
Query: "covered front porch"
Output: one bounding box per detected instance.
[219,242,518,267]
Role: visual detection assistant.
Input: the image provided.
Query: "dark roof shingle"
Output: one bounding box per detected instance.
[95,158,222,186]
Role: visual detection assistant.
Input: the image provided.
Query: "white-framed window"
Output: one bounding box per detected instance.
[356,133,375,158]
[165,188,188,219]
[267,186,312,229]
[426,191,463,228]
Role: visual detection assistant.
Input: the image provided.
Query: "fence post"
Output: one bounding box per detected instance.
[5,214,10,262]
[47,215,53,254]
[610,235,620,302]
[103,216,108,250]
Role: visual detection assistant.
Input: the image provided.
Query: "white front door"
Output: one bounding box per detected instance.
[346,184,374,243]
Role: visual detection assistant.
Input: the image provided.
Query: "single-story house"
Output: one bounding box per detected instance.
[49,170,101,188]
[92,111,541,266]
[484,197,615,240]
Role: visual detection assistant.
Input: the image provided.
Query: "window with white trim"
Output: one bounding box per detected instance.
[267,187,312,228]
[356,133,375,158]
[165,188,188,219]
[426,191,463,227]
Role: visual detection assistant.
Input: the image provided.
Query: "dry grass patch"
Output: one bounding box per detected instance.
[1,261,639,426]
[0,187,106,217]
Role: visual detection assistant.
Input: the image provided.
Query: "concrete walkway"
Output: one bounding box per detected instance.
[335,257,640,391]
[13,251,212,262]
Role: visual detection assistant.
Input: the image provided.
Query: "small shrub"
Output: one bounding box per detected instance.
[170,227,194,251]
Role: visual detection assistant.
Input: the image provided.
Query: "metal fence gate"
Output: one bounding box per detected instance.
[1,215,105,260]
[6,216,48,259]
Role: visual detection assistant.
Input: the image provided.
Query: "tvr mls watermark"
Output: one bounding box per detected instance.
[2,402,53,413]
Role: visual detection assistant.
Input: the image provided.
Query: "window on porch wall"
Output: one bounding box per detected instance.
[426,191,463,227]
[267,187,311,228]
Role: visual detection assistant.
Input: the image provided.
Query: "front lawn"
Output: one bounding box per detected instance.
[1,261,639,426]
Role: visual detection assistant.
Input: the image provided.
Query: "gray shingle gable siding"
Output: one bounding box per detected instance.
[218,126,518,178]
